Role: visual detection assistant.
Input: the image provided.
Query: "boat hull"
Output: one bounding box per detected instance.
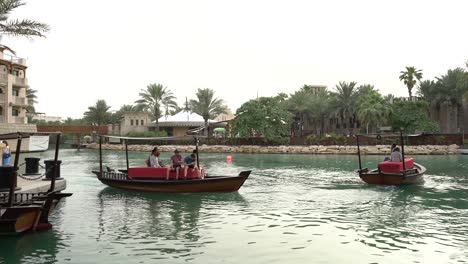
[94,171,251,193]
[0,205,42,235]
[359,163,426,185]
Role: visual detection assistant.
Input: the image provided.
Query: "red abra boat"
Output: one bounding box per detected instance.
[92,135,251,193]
[356,132,426,186]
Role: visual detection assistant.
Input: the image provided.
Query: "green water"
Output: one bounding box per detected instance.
[1,149,467,264]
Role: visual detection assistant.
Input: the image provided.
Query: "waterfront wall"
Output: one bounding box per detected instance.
[87,143,460,155]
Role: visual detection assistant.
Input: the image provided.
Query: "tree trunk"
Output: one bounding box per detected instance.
[366,122,369,134]
[204,120,209,137]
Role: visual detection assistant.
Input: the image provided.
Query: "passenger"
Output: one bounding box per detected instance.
[167,149,182,180]
[390,147,402,162]
[183,153,200,179]
[149,147,162,168]
[2,141,10,165]
[384,144,397,161]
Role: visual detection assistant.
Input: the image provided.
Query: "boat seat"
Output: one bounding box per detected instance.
[128,167,204,180]
[378,158,414,173]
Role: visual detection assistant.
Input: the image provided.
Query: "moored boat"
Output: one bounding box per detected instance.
[92,135,251,193]
[356,132,426,186]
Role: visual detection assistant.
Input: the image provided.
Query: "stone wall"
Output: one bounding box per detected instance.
[0,123,37,134]
[87,143,460,155]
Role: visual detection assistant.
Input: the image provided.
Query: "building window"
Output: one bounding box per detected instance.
[0,88,3,94]
[12,108,19,116]
[141,120,144,126]
[136,120,139,126]
[12,89,19,96]
[130,119,134,126]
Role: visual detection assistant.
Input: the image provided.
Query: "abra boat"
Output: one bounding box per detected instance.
[356,132,426,186]
[92,135,251,193]
[0,132,72,235]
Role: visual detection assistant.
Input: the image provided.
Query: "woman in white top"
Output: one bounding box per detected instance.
[390,147,402,162]
[2,140,11,165]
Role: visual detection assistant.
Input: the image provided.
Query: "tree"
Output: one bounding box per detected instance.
[390,101,439,133]
[287,89,310,136]
[399,66,423,99]
[308,89,331,136]
[0,0,49,38]
[109,104,138,124]
[435,68,468,132]
[25,87,37,113]
[83,99,111,125]
[330,81,358,133]
[356,91,392,134]
[189,88,227,136]
[233,96,292,141]
[135,83,177,130]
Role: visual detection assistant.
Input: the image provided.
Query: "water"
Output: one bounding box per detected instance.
[1,149,468,264]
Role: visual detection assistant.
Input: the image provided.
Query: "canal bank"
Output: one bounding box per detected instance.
[87,143,460,155]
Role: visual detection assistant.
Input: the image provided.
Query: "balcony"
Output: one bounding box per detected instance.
[13,116,26,124]
[12,76,27,87]
[13,96,27,105]
[2,54,27,66]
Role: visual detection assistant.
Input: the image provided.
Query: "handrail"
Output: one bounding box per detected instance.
[97,134,207,141]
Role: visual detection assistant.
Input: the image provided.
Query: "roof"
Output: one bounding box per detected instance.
[151,110,217,128]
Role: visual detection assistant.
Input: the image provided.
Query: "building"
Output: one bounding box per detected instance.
[32,113,63,123]
[152,110,222,136]
[0,47,37,134]
[119,112,150,135]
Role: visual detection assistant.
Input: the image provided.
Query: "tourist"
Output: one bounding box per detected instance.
[183,153,200,179]
[167,149,182,180]
[2,141,10,165]
[149,147,162,168]
[390,147,402,162]
[384,144,397,161]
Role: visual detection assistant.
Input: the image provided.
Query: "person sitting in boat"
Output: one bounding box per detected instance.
[167,149,183,180]
[384,144,397,161]
[149,147,163,168]
[390,147,402,162]
[183,153,200,179]
[2,140,10,165]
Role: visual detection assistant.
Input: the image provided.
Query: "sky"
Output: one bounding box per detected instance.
[3,0,468,119]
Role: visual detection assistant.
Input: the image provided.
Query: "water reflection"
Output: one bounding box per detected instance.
[95,188,248,260]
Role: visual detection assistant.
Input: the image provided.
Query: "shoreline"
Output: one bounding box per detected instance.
[87,143,460,155]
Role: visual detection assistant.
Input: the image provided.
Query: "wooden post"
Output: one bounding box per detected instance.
[356,135,362,172]
[47,133,61,193]
[195,136,200,169]
[99,136,103,174]
[8,133,22,207]
[400,131,406,171]
[125,139,129,171]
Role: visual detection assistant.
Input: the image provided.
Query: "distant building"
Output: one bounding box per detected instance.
[119,112,151,135]
[32,113,63,123]
[215,109,235,122]
[0,48,37,134]
[151,110,222,136]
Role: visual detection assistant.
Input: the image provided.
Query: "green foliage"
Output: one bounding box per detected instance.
[83,99,112,125]
[305,133,347,145]
[356,90,392,133]
[399,66,423,98]
[270,137,289,145]
[306,134,319,144]
[135,83,177,127]
[189,88,227,136]
[0,0,49,38]
[390,101,439,133]
[234,97,292,141]
[126,131,168,137]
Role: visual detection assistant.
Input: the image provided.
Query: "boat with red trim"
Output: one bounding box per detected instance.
[92,135,251,193]
[356,132,426,185]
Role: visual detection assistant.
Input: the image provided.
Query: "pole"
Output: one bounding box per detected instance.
[356,135,362,172]
[195,137,200,169]
[400,131,406,171]
[8,133,22,207]
[99,136,103,174]
[47,133,61,193]
[125,139,129,171]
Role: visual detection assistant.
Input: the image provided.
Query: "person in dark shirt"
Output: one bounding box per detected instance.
[183,153,200,179]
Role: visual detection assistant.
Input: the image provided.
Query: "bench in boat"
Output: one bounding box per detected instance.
[378,158,414,173]
[128,167,205,180]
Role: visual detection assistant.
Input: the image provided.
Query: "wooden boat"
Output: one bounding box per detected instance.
[93,135,251,193]
[356,132,426,186]
[0,132,72,235]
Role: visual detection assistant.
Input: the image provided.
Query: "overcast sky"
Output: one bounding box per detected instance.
[3,0,468,118]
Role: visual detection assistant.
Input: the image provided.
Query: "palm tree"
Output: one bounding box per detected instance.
[330,81,358,134]
[308,90,331,136]
[287,90,311,136]
[399,66,423,99]
[25,87,37,113]
[435,68,468,133]
[356,91,392,134]
[83,99,111,125]
[189,88,227,136]
[135,83,177,130]
[0,0,49,38]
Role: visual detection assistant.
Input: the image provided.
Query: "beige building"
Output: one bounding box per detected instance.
[0,47,38,135]
[119,112,151,135]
